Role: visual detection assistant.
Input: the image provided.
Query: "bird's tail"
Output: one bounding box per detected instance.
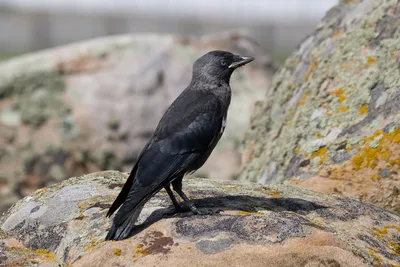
[105,203,145,241]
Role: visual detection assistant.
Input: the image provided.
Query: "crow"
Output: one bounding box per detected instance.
[105,50,254,241]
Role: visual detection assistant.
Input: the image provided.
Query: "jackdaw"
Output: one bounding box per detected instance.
[106,50,254,240]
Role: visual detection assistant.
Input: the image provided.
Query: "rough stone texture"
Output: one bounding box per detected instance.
[240,0,400,212]
[0,31,276,213]
[1,171,399,266]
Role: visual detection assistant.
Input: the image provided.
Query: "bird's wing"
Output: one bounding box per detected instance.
[108,92,224,233]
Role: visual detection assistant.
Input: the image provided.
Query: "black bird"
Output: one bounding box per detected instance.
[105,50,254,241]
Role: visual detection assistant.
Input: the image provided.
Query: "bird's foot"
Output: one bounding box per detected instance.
[173,203,190,213]
[188,203,221,216]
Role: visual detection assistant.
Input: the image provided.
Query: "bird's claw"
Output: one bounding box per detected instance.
[190,205,221,216]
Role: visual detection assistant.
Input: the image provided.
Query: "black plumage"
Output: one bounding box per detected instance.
[105,50,254,241]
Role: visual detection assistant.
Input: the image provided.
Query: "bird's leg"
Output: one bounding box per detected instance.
[164,185,184,211]
[173,187,201,214]
[171,177,219,215]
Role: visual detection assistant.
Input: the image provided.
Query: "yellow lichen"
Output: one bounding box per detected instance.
[113,248,121,256]
[338,105,349,112]
[34,249,54,260]
[134,247,148,257]
[83,240,103,252]
[373,224,400,238]
[36,189,47,195]
[263,189,281,198]
[350,128,400,171]
[359,104,368,115]
[373,227,388,236]
[385,224,400,232]
[388,242,400,256]
[238,211,262,216]
[311,147,328,163]
[77,203,86,211]
[352,155,363,170]
[368,248,383,263]
[367,57,376,67]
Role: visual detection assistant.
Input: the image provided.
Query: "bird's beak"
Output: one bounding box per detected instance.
[229,55,255,69]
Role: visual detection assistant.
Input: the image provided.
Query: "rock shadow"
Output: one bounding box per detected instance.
[126,195,328,237]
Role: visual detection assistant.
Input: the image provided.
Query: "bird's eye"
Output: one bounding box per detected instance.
[221,60,227,66]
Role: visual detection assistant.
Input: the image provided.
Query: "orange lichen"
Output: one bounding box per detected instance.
[295,147,301,153]
[298,93,312,106]
[304,58,318,81]
[288,81,296,89]
[293,128,400,213]
[331,29,343,39]
[338,105,349,112]
[351,128,400,170]
[329,88,344,96]
[359,104,368,115]
[329,88,348,103]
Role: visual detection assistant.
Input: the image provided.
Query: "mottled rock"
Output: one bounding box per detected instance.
[0,31,276,213]
[1,171,399,266]
[241,0,400,212]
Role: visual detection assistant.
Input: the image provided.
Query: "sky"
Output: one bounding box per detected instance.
[0,0,338,23]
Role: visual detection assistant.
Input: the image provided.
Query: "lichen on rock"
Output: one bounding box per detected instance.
[241,0,400,212]
[0,171,399,266]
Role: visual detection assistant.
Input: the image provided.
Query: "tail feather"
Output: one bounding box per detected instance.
[105,203,145,241]
[107,163,139,217]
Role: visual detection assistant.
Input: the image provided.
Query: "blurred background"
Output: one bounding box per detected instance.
[0,0,337,62]
[0,0,338,213]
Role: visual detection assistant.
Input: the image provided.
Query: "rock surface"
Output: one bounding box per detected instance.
[1,171,400,266]
[241,0,400,212]
[0,31,276,213]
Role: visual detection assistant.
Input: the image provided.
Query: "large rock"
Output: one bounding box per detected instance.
[241,0,400,212]
[0,31,276,213]
[1,171,399,266]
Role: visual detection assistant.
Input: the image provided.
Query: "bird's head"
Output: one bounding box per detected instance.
[192,50,254,84]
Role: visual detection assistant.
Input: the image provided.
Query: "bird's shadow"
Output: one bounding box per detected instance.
[127,195,328,237]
